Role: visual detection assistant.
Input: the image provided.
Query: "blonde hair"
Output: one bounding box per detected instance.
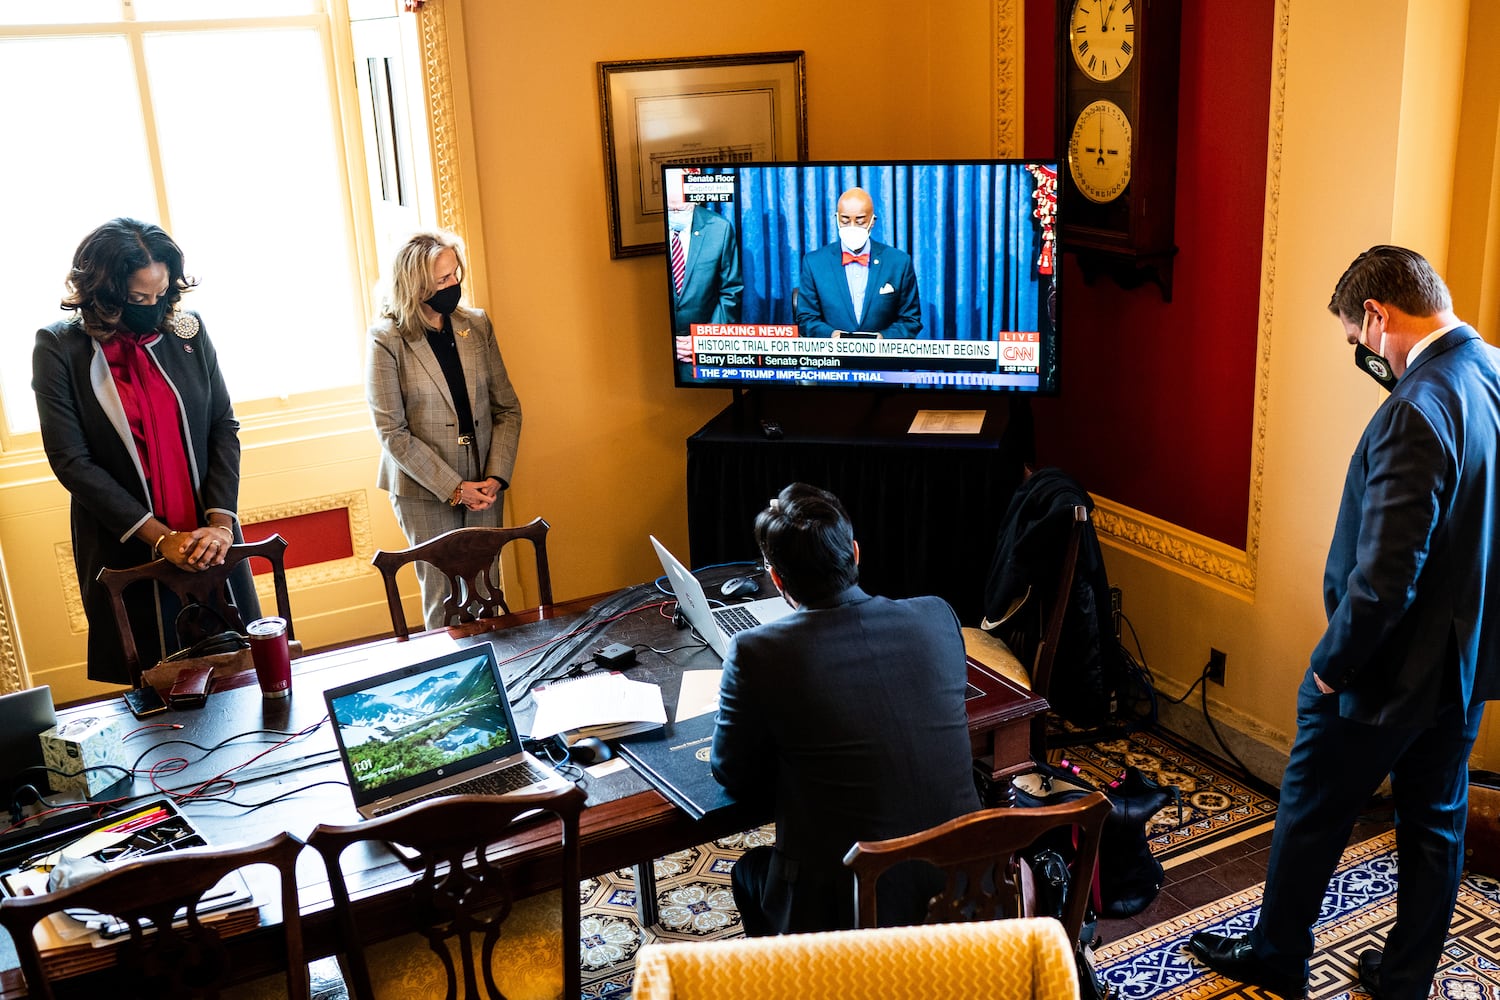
[381,230,466,334]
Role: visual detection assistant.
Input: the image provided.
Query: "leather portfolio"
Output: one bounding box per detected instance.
[616,712,739,821]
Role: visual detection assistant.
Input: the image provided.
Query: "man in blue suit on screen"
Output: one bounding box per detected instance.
[794,187,921,339]
[1190,246,1500,1000]
[668,168,742,378]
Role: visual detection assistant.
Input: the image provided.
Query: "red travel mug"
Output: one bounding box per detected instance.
[247,617,292,699]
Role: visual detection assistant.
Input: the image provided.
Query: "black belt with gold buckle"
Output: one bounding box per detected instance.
[458,434,474,445]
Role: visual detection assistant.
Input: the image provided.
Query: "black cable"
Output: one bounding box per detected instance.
[186,780,351,812]
[651,560,761,595]
[506,583,663,700]
[1201,677,1256,779]
[1158,663,1212,706]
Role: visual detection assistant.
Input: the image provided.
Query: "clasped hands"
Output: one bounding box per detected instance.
[453,479,502,511]
[159,524,234,572]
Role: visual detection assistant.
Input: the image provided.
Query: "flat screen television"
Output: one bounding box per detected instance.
[662,159,1060,394]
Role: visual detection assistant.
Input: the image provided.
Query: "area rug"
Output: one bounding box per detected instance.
[1049,725,1279,866]
[1096,830,1500,999]
[579,724,1274,997]
[579,825,773,999]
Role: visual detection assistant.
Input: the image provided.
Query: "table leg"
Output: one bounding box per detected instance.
[634,860,659,927]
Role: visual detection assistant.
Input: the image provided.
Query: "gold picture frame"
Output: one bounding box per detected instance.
[598,51,807,259]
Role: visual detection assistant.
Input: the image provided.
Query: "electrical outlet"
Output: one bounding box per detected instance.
[1110,586,1123,640]
[1207,648,1227,685]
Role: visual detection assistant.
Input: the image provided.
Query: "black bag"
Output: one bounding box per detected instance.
[1025,846,1111,999]
[1014,759,1174,918]
[981,468,1127,728]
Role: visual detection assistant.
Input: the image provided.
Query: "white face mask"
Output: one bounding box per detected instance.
[838,224,871,253]
[669,206,696,232]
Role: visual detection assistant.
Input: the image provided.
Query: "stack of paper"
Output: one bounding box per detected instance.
[528,671,666,742]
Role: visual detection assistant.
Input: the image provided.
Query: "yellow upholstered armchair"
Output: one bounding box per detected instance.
[631,917,1079,1000]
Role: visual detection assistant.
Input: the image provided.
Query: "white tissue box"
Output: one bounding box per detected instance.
[39,714,129,797]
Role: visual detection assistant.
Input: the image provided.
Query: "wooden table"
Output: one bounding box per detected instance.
[0,581,1044,996]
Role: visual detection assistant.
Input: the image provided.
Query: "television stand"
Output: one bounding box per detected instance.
[686,392,1030,623]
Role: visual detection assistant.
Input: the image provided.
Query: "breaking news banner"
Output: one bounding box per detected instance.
[685,326,1042,388]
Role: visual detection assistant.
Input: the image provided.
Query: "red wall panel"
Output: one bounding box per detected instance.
[1023,0,1273,548]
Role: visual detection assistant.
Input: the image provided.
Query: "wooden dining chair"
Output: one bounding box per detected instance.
[371,517,553,639]
[0,831,308,1000]
[306,786,584,1000]
[96,533,295,689]
[842,790,1110,945]
[962,504,1089,764]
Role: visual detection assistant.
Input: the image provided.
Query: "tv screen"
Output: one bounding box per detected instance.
[662,159,1059,393]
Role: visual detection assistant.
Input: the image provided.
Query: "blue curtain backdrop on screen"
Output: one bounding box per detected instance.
[725,163,1044,339]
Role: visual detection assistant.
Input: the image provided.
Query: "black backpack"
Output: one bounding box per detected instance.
[981,468,1126,728]
[1013,759,1176,918]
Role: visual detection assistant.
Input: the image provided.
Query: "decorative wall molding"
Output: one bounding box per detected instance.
[243,490,376,592]
[54,490,378,637]
[56,543,88,634]
[1093,496,1255,597]
[0,549,26,693]
[416,0,465,234]
[994,0,1021,156]
[1093,0,1289,595]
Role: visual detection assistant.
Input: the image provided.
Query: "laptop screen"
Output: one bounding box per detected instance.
[324,643,521,802]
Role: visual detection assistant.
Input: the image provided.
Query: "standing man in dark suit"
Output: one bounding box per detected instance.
[710,482,979,935]
[795,187,921,339]
[667,168,742,379]
[1190,246,1500,1000]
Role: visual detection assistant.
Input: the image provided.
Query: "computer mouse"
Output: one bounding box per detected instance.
[570,736,614,766]
[720,576,760,599]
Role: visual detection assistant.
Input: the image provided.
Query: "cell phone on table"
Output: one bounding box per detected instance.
[123,686,169,718]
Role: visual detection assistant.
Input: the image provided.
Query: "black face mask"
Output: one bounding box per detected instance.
[1354,341,1398,391]
[119,298,171,335]
[424,283,462,316]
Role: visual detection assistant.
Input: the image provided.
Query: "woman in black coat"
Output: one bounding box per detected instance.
[33,218,256,684]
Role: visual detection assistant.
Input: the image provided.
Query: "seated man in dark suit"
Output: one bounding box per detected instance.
[667,167,742,378]
[710,482,979,935]
[794,187,921,338]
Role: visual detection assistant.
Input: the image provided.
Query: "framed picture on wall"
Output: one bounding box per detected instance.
[597,51,807,259]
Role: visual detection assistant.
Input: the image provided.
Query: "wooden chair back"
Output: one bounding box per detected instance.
[843,791,1110,944]
[0,831,308,1000]
[982,505,1088,761]
[306,786,584,1000]
[370,518,553,639]
[96,534,294,688]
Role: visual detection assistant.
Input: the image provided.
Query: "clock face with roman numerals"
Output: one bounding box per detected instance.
[1069,0,1136,83]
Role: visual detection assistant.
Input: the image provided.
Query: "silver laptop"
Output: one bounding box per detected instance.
[324,643,572,819]
[650,536,794,658]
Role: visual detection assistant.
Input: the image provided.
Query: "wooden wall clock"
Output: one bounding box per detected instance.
[1057,0,1182,300]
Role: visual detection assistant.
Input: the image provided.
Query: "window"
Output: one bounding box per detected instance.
[0,0,376,440]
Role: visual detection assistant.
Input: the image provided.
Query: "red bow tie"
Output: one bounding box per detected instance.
[841,251,870,267]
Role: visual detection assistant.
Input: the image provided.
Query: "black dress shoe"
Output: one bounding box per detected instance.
[1188,931,1307,1000]
[1359,949,1384,998]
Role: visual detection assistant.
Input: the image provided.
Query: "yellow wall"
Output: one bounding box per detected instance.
[457,0,998,603]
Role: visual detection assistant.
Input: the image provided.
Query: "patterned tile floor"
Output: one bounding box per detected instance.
[1097,828,1500,999]
[580,826,775,998]
[578,724,1281,997]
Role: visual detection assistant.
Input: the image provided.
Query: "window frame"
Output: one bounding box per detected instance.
[0,0,382,458]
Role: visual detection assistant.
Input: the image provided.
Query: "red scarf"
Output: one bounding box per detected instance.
[101,333,197,532]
